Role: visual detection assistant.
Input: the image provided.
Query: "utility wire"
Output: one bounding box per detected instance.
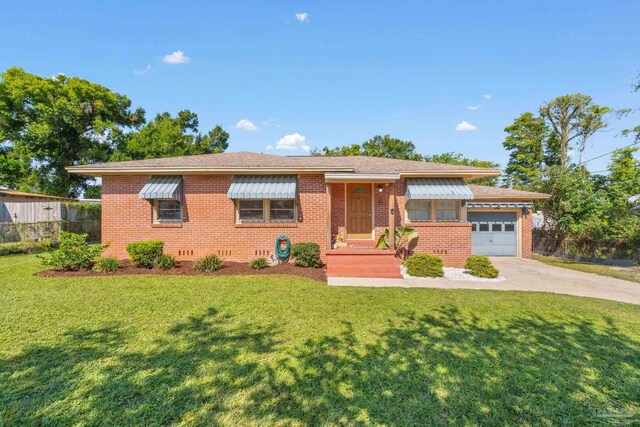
[581,141,639,165]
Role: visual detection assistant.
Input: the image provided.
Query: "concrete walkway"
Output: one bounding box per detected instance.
[328,257,640,305]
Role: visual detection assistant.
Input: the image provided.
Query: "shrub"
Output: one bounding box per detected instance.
[39,232,102,271]
[404,253,444,277]
[249,257,269,270]
[291,242,322,268]
[194,254,224,272]
[126,240,164,268]
[464,255,499,278]
[155,254,177,270]
[93,257,120,272]
[0,240,53,256]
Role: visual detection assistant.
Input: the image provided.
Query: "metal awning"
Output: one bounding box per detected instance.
[227,175,297,199]
[466,202,532,208]
[405,178,474,200]
[138,176,182,200]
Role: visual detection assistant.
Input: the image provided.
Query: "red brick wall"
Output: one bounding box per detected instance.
[521,208,533,258]
[102,174,329,261]
[405,223,472,267]
[329,183,346,242]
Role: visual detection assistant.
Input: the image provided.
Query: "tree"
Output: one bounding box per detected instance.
[0,67,144,197]
[605,147,640,239]
[501,113,550,189]
[534,165,609,240]
[312,135,422,160]
[422,152,500,185]
[539,94,611,168]
[111,111,229,161]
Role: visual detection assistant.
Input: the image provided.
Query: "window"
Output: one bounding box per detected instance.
[406,200,431,221]
[269,200,295,222]
[504,223,515,232]
[238,200,265,222]
[479,223,489,232]
[491,223,503,232]
[154,199,182,222]
[471,223,477,232]
[237,199,296,223]
[435,200,459,221]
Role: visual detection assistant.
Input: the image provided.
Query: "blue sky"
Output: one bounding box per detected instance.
[1,0,639,172]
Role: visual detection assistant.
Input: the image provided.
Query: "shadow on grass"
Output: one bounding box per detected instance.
[1,306,639,425]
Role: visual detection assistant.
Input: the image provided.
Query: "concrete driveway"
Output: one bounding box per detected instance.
[328,257,640,305]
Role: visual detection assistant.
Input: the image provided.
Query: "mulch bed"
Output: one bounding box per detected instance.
[37,260,327,282]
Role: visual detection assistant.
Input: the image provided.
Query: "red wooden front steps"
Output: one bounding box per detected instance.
[326,240,403,278]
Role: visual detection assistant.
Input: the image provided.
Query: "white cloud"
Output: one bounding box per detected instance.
[455,121,477,131]
[295,12,309,22]
[234,119,258,131]
[483,94,492,100]
[265,144,273,150]
[163,50,190,64]
[134,64,152,75]
[275,133,310,151]
[467,104,481,111]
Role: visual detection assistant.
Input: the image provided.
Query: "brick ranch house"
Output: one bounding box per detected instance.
[67,152,549,268]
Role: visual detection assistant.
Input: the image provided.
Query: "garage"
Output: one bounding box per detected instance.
[468,211,517,256]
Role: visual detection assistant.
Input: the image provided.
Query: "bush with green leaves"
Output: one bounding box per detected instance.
[194,254,224,272]
[155,254,177,270]
[39,232,102,271]
[92,256,120,272]
[0,240,53,256]
[126,240,164,268]
[291,242,322,268]
[464,255,499,278]
[404,253,444,277]
[249,257,269,270]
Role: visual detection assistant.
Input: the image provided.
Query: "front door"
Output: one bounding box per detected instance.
[347,183,372,239]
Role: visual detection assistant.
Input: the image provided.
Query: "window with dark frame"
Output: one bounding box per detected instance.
[237,199,296,223]
[155,199,182,222]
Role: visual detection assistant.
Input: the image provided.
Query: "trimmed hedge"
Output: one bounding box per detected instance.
[404,253,444,277]
[126,240,164,268]
[194,254,224,272]
[249,257,269,270]
[291,242,322,268]
[93,257,120,272]
[464,255,499,278]
[0,240,53,256]
[155,254,177,270]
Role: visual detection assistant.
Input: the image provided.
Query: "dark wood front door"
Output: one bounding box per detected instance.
[347,183,372,239]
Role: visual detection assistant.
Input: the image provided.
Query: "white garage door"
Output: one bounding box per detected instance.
[468,212,517,256]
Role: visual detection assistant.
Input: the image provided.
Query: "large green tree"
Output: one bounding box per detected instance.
[422,152,500,185]
[111,111,229,161]
[0,67,144,197]
[539,94,611,168]
[312,135,422,160]
[501,112,550,189]
[604,147,640,239]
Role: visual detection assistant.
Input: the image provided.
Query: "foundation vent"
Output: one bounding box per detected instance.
[217,249,231,257]
[255,249,271,256]
[178,250,194,256]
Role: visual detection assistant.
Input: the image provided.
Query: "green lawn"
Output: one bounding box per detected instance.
[1,255,640,426]
[534,254,640,284]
